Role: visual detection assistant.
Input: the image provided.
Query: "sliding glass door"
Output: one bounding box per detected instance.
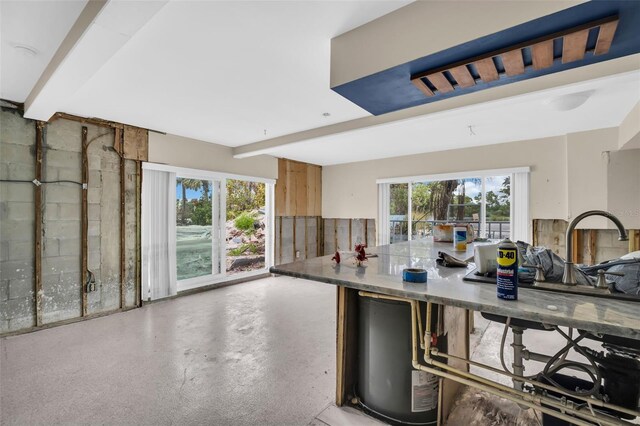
[176,178,216,281]
[225,179,266,275]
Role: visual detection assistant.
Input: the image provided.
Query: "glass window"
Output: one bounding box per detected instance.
[387,174,512,242]
[389,183,408,243]
[225,179,266,275]
[176,178,213,281]
[485,175,510,239]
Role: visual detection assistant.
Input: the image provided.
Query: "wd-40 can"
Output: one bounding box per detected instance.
[496,238,518,300]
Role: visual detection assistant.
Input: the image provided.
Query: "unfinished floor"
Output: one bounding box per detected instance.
[0,277,336,425]
[1,276,629,425]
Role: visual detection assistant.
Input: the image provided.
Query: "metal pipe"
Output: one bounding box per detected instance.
[430,348,639,418]
[523,349,597,375]
[563,210,628,285]
[512,327,525,391]
[414,304,631,426]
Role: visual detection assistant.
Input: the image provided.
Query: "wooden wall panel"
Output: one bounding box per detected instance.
[123,126,148,161]
[275,158,322,216]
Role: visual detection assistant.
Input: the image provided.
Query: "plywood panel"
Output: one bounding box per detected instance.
[448,65,475,88]
[292,160,308,216]
[306,164,322,217]
[531,40,554,70]
[123,126,148,161]
[594,20,618,55]
[500,50,525,76]
[275,160,287,216]
[427,72,454,94]
[562,29,589,63]
[275,159,321,217]
[473,58,499,83]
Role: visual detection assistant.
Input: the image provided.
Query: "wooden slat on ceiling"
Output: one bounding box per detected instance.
[410,15,618,98]
[594,20,619,55]
[449,65,475,88]
[411,78,434,97]
[562,28,590,63]
[501,49,525,76]
[474,58,499,82]
[427,72,454,93]
[531,40,554,70]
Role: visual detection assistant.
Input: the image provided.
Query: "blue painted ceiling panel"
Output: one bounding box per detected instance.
[332,0,640,116]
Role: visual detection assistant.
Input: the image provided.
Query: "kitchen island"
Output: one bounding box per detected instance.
[270,239,640,425]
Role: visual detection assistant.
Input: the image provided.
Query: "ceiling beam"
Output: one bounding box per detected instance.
[24,0,168,121]
[233,55,640,159]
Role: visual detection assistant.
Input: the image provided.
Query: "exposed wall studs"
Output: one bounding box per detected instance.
[118,128,126,310]
[81,126,89,317]
[34,121,45,326]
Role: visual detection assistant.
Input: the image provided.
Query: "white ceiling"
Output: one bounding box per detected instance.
[0,0,87,102]
[265,71,640,165]
[61,1,411,145]
[1,1,639,167]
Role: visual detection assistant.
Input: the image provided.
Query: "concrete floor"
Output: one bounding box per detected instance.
[0,276,337,425]
[2,277,636,425]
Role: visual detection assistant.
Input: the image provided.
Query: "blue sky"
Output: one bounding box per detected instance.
[176,183,211,201]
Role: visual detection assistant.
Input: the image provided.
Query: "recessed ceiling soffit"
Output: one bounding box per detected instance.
[410,16,618,98]
[331,1,640,116]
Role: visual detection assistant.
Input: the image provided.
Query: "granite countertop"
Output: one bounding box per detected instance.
[270,239,640,340]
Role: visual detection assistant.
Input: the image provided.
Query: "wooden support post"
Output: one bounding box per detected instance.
[316,216,322,257]
[629,230,640,253]
[572,229,583,264]
[587,230,597,265]
[118,127,126,310]
[364,219,369,247]
[135,161,142,306]
[34,121,45,326]
[336,286,347,406]
[278,216,283,265]
[304,216,308,260]
[293,216,297,260]
[81,127,88,316]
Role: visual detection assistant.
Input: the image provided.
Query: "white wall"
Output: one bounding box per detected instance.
[148,132,278,179]
[323,135,568,220]
[566,128,618,228]
[608,148,640,230]
[323,127,638,229]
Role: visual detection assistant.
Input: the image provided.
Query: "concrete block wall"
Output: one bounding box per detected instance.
[0,107,36,331]
[0,107,140,333]
[533,219,631,265]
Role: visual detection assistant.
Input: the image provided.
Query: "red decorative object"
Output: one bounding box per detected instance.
[331,251,341,264]
[354,244,367,266]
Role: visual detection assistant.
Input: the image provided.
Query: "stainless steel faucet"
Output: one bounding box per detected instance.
[562,210,628,285]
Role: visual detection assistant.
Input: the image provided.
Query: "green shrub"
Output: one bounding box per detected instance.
[228,243,258,256]
[234,212,255,233]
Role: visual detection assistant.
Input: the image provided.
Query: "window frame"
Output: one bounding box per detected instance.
[377,167,530,245]
[143,162,275,292]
